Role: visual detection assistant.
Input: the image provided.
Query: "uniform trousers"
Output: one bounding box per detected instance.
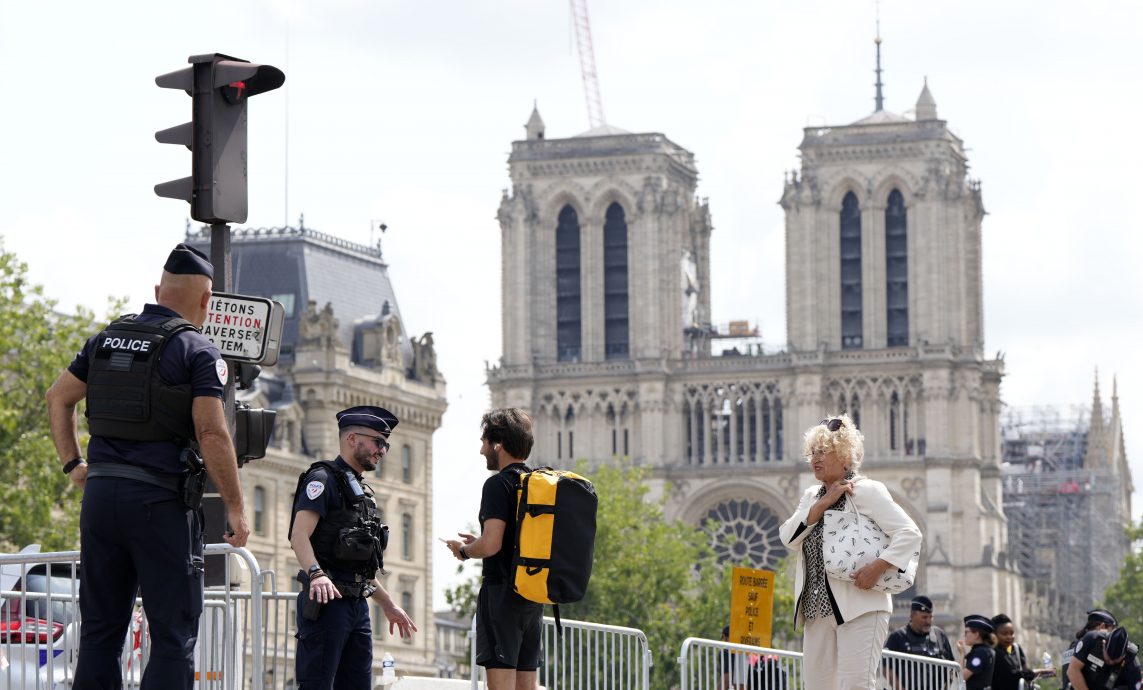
[294,593,372,689]
[803,610,890,690]
[74,477,203,690]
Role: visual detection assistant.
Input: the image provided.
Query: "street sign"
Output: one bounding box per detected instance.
[729,566,774,648]
[202,292,284,365]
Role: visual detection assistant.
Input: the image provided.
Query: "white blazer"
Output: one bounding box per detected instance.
[779,475,921,628]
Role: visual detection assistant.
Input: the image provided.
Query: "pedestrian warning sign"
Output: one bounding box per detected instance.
[202,292,284,365]
[729,566,774,648]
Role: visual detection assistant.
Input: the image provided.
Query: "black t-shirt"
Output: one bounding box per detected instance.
[885,624,955,660]
[1073,631,1142,689]
[479,463,527,582]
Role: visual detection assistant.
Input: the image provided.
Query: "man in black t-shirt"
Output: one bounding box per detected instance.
[446,408,543,690]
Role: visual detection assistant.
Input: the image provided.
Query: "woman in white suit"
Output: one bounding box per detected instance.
[779,415,922,690]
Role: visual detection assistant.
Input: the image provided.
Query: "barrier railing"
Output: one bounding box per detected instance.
[0,545,268,690]
[679,638,802,690]
[679,637,967,690]
[469,615,652,690]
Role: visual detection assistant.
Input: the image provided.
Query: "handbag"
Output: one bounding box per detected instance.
[821,495,918,593]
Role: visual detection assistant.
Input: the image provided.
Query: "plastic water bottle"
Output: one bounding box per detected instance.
[380,652,397,685]
[1042,651,1052,670]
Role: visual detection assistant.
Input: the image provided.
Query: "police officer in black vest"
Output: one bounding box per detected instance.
[288,406,417,689]
[46,243,249,690]
[883,595,956,689]
[1066,626,1141,690]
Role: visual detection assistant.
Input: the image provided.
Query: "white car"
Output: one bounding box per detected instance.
[0,546,80,690]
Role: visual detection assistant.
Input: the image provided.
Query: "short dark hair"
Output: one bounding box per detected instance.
[991,613,1012,628]
[481,408,534,460]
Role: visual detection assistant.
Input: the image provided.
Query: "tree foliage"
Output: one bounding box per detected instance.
[446,460,800,687]
[1101,521,1143,626]
[0,239,112,551]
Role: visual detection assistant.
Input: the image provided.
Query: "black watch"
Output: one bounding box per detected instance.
[308,564,323,577]
[62,458,85,475]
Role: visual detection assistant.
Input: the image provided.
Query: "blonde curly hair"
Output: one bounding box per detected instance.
[802,413,864,471]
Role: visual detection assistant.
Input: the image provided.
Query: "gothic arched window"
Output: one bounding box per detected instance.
[556,205,582,361]
[886,189,908,347]
[840,191,863,349]
[603,202,629,359]
[703,500,790,568]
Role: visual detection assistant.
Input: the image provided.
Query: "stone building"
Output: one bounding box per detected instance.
[488,75,1024,635]
[188,224,447,679]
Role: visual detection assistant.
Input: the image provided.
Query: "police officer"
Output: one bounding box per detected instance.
[45,243,249,690]
[958,615,997,690]
[1063,610,1120,685]
[884,595,956,689]
[1066,626,1140,690]
[288,406,417,689]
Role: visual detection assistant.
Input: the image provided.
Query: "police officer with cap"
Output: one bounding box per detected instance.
[1066,625,1140,690]
[1063,609,1121,685]
[958,615,997,690]
[46,243,249,689]
[288,405,417,689]
[884,595,955,688]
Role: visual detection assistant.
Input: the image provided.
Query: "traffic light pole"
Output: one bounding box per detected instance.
[205,222,235,586]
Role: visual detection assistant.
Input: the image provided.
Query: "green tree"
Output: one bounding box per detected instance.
[0,239,110,551]
[1101,521,1143,625]
[446,461,799,687]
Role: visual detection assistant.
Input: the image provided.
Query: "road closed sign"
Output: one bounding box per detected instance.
[729,566,774,648]
[202,292,285,365]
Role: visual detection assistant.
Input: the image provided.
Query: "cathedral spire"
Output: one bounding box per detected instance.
[873,10,885,111]
[916,77,938,120]
[1086,368,1108,468]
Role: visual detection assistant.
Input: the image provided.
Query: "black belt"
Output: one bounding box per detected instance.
[86,463,181,492]
[334,581,370,599]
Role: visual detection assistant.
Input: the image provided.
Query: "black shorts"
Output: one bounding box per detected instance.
[475,582,544,671]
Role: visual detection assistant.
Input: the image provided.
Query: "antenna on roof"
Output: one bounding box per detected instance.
[874,1,885,112]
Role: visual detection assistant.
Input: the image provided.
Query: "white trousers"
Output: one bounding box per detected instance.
[802,610,890,690]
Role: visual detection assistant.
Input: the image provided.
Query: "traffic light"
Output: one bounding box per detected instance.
[235,402,277,466]
[155,53,285,224]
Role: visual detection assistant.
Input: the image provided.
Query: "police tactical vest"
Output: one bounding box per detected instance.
[1078,633,1138,690]
[86,314,198,443]
[289,461,388,579]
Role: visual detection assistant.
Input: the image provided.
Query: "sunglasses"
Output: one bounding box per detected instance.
[819,418,844,432]
[355,433,390,452]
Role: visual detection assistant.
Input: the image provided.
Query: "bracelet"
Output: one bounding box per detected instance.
[308,569,327,581]
[459,546,469,560]
[62,457,85,475]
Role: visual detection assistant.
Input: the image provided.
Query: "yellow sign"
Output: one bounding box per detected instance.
[729,567,774,647]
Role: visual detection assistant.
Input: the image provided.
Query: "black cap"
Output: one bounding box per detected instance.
[1088,609,1118,627]
[1107,627,1130,659]
[911,596,933,613]
[722,625,730,637]
[164,243,214,279]
[336,405,399,435]
[964,615,995,633]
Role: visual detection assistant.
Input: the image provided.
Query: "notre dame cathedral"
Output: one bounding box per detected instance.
[486,73,1045,644]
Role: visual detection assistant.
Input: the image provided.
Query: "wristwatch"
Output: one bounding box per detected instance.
[459,546,469,560]
[308,564,323,578]
[62,458,85,475]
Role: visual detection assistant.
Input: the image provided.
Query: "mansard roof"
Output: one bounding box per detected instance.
[186,223,410,367]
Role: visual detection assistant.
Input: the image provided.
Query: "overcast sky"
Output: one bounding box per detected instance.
[1,1,1140,609]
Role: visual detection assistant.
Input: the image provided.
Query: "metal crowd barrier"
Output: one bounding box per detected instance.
[678,638,802,690]
[0,545,271,690]
[469,615,652,690]
[679,638,966,690]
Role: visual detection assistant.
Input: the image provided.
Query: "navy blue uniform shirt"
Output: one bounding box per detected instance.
[68,304,224,474]
[1074,631,1142,689]
[293,457,365,580]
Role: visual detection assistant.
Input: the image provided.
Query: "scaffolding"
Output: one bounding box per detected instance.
[1001,405,1130,640]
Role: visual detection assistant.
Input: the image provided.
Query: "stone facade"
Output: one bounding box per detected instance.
[488,87,1025,639]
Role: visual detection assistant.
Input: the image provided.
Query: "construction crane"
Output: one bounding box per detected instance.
[569,0,606,129]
